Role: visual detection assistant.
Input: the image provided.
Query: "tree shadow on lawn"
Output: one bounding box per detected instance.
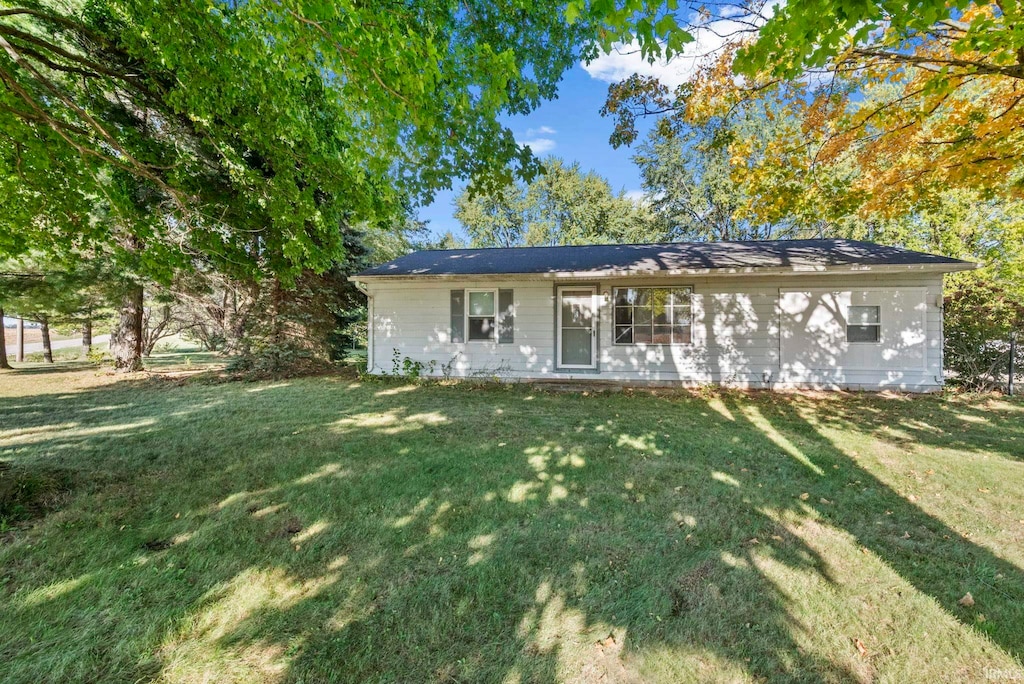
[1,378,1022,683]
[1,361,99,376]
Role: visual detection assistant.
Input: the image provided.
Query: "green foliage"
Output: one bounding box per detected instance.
[390,348,436,379]
[455,157,660,247]
[227,270,349,375]
[632,102,803,241]
[86,347,111,365]
[0,254,114,326]
[1,0,645,373]
[944,274,1024,392]
[0,0,625,285]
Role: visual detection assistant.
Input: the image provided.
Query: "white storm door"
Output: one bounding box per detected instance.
[557,286,597,369]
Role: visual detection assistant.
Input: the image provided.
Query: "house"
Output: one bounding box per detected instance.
[350,239,975,392]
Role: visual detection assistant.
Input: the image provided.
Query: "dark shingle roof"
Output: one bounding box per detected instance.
[355,239,974,277]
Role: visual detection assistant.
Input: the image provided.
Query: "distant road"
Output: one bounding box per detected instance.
[18,335,110,355]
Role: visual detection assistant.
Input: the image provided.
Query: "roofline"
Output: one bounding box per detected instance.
[348,261,977,283]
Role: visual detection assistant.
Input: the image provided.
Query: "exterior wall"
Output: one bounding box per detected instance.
[364,272,946,392]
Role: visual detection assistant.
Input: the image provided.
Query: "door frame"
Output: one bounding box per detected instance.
[556,285,598,370]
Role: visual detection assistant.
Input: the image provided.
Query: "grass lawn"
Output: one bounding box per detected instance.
[1,354,1023,683]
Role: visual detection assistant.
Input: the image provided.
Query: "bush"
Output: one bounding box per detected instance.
[944,277,1024,392]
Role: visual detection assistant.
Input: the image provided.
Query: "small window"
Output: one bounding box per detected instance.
[613,286,692,345]
[467,290,496,341]
[847,305,880,343]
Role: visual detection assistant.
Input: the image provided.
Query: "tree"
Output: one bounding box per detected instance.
[455,158,659,247]
[944,277,1024,392]
[629,78,819,242]
[455,183,532,248]
[591,1,1024,207]
[3,1,688,371]
[0,306,9,369]
[0,255,114,363]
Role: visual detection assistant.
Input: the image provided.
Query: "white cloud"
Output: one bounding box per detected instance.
[517,138,556,154]
[624,189,647,202]
[526,126,557,136]
[582,27,732,88]
[581,6,779,88]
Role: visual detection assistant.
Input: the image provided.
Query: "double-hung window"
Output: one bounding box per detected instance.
[613,287,692,345]
[846,305,880,343]
[467,290,497,341]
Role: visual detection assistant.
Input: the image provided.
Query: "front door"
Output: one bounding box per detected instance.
[557,286,597,369]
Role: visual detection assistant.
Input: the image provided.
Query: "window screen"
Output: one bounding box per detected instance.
[467,291,496,341]
[847,305,880,343]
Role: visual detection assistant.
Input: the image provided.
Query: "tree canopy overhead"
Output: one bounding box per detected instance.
[0,0,686,369]
[593,1,1024,207]
[0,0,626,279]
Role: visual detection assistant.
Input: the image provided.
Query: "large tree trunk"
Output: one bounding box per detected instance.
[40,316,53,363]
[110,284,144,372]
[0,308,11,369]
[81,319,92,359]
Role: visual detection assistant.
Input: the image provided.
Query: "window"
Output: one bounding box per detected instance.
[847,305,880,343]
[467,290,497,341]
[613,287,692,345]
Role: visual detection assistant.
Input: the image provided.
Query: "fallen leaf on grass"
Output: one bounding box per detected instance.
[799,492,810,501]
[978,488,991,493]
[854,638,868,657]
[958,592,975,607]
[908,494,919,502]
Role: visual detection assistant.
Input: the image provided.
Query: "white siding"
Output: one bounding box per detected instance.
[364,272,946,392]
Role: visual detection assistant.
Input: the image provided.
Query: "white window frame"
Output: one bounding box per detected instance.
[846,305,882,344]
[466,289,499,342]
[612,285,694,346]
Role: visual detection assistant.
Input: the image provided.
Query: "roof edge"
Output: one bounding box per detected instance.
[349,261,977,282]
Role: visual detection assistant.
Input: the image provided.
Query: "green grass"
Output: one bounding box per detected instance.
[1,355,1023,683]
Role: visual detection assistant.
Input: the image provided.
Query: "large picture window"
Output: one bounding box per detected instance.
[467,290,497,341]
[613,287,692,345]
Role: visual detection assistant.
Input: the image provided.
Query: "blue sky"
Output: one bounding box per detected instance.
[417,64,655,240]
[417,21,742,240]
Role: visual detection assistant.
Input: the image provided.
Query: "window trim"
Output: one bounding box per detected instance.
[465,288,499,342]
[846,305,882,344]
[611,285,694,346]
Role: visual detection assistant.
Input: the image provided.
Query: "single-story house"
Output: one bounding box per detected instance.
[350,239,975,392]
